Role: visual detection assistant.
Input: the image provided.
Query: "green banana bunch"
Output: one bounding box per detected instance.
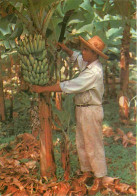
[17,34,49,86]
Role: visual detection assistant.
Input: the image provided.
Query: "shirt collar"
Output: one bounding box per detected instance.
[87,59,100,69]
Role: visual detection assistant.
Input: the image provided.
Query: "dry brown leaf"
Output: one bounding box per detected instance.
[111,187,119,195]
[102,176,119,188]
[122,135,129,147]
[114,135,121,141]
[11,178,24,191]
[0,132,135,196]
[18,166,29,174]
[116,128,124,136]
[6,159,20,167]
[132,162,136,170]
[2,185,18,195]
[101,189,111,195]
[128,137,136,145]
[25,160,36,169]
[53,182,70,196]
[114,129,136,147]
[127,131,134,138]
[0,157,5,167]
[101,188,119,195]
[70,179,87,195]
[115,182,130,193]
[77,172,92,183]
[30,151,39,159]
[126,132,136,146]
[13,190,29,196]
[128,187,136,194]
[103,126,115,137]
[43,189,53,196]
[18,133,36,142]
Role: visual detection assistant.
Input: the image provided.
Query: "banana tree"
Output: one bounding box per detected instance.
[0,0,90,179]
[113,0,136,122]
[0,0,64,179]
[111,0,135,93]
[94,0,136,121]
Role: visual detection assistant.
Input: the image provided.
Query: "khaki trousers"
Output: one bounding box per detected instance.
[75,105,107,178]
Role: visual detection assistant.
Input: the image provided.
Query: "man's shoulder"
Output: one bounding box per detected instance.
[88,64,102,73]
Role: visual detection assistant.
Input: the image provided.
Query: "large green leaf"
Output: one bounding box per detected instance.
[0,31,4,39]
[130,19,136,30]
[1,40,16,49]
[93,0,105,5]
[109,20,124,28]
[12,0,28,6]
[0,17,12,35]
[106,28,123,40]
[80,0,95,20]
[55,3,64,18]
[74,23,93,35]
[94,21,109,31]
[12,0,56,9]
[8,22,23,40]
[107,47,120,55]
[63,0,83,13]
[68,18,83,26]
[80,0,92,10]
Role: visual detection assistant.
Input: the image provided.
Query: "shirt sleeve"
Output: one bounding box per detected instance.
[70,51,87,71]
[60,70,97,94]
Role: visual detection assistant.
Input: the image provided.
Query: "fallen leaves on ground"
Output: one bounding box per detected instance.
[101,177,136,195]
[0,133,136,195]
[103,126,136,147]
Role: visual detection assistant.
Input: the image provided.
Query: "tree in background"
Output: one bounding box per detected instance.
[113,0,136,122]
[0,46,5,121]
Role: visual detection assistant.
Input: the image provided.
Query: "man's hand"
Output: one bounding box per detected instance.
[31,85,45,93]
[57,42,73,57]
[57,42,68,51]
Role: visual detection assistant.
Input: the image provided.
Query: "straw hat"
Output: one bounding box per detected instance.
[79,35,109,59]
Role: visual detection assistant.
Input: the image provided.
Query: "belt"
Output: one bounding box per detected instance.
[76,104,93,107]
[76,104,102,107]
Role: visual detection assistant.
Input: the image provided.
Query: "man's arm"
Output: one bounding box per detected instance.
[31,83,62,93]
[57,42,73,57]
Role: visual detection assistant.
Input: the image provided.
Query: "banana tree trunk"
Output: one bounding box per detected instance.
[111,63,117,97]
[119,23,131,122]
[60,133,70,181]
[0,59,5,121]
[38,93,56,178]
[104,64,109,98]
[120,24,131,94]
[54,53,62,129]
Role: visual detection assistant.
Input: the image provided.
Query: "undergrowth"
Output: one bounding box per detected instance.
[103,99,136,185]
[0,98,136,195]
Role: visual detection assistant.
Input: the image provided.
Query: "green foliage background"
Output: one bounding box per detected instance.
[0,1,136,194]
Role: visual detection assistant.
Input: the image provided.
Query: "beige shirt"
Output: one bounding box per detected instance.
[60,51,104,105]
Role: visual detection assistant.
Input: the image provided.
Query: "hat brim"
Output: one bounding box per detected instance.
[79,36,109,60]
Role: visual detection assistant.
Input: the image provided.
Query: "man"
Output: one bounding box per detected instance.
[31,35,109,195]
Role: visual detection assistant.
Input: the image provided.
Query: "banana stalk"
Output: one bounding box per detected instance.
[28,0,41,31]
[42,0,63,36]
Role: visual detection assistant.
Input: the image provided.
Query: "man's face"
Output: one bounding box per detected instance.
[81,44,97,64]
